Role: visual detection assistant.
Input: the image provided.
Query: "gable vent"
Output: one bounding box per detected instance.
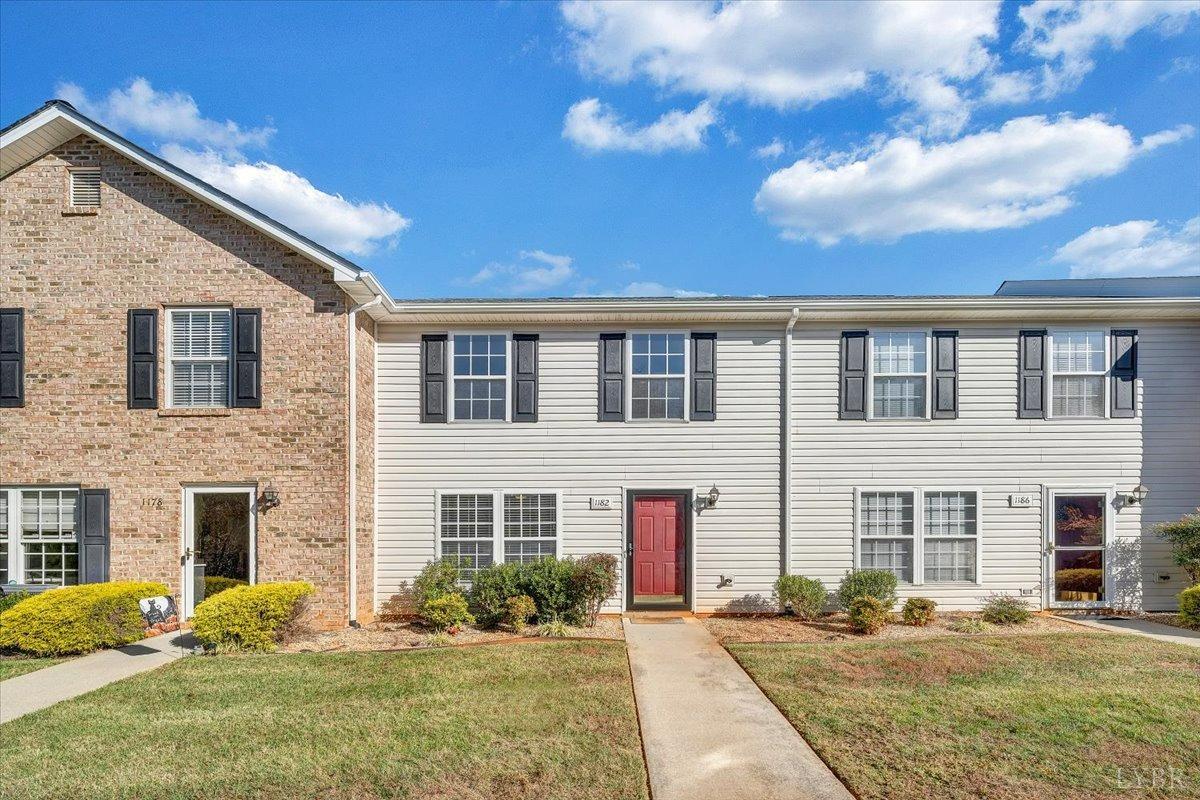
[69,168,101,207]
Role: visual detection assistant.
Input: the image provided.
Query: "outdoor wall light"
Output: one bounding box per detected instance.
[260,483,281,512]
[697,484,721,510]
[1126,484,1150,506]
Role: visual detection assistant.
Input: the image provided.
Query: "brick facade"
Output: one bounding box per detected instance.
[1,135,373,627]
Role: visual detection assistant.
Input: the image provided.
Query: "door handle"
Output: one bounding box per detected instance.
[183,547,193,560]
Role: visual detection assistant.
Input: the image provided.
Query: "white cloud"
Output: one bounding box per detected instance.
[57,78,274,157]
[161,145,410,256]
[561,0,1001,136]
[464,250,577,294]
[754,114,1191,245]
[563,97,716,153]
[1137,124,1196,153]
[58,79,410,258]
[1160,55,1199,81]
[1051,217,1200,277]
[754,138,786,160]
[1017,0,1200,97]
[617,260,640,271]
[580,281,715,298]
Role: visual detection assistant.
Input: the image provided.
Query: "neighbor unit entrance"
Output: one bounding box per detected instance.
[182,486,256,617]
[626,492,690,610]
[1046,490,1110,608]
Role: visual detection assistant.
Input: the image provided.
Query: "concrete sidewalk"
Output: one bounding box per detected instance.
[1054,615,1200,648]
[0,632,196,724]
[623,617,853,800]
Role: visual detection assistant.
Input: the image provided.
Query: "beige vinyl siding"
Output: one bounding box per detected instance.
[790,322,1200,611]
[376,325,785,613]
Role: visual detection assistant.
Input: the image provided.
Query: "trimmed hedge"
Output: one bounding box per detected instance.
[0,581,169,656]
[204,576,248,598]
[191,581,314,652]
[775,575,827,620]
[902,597,937,627]
[981,594,1031,625]
[468,556,618,628]
[422,593,474,632]
[848,596,890,634]
[1179,585,1200,628]
[0,590,32,616]
[836,570,898,610]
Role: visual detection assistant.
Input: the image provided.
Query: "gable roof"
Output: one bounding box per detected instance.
[995,276,1200,298]
[1,100,390,317]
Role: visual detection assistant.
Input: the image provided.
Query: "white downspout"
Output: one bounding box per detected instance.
[347,295,382,626]
[782,307,800,577]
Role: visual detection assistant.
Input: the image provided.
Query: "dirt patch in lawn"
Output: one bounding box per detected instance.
[282,616,624,653]
[703,611,1078,644]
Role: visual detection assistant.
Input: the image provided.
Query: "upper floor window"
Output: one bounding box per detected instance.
[452,334,508,422]
[1051,331,1105,418]
[871,332,927,419]
[2,487,79,586]
[168,308,231,408]
[630,332,686,420]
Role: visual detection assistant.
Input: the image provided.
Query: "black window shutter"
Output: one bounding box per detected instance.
[232,308,262,408]
[598,333,625,421]
[691,332,717,421]
[1018,329,1047,419]
[0,308,24,408]
[512,333,539,423]
[1110,329,1137,418]
[127,309,158,409]
[839,330,867,420]
[421,334,448,423]
[931,330,958,419]
[79,488,110,584]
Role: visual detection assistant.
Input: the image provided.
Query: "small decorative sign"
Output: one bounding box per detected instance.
[139,596,180,636]
[1009,493,1036,508]
[589,497,613,510]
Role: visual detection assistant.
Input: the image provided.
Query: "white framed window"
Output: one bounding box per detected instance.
[868,331,929,419]
[450,333,509,422]
[167,308,231,408]
[855,487,982,585]
[2,487,80,586]
[68,167,101,207]
[1049,330,1106,418]
[436,490,562,580]
[628,331,688,421]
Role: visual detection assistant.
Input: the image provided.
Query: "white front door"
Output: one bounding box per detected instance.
[182,486,257,618]
[1046,489,1112,608]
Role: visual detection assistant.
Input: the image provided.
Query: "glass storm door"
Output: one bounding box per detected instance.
[1048,492,1107,607]
[182,486,256,618]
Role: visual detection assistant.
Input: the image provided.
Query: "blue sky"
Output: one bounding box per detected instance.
[2,1,1198,298]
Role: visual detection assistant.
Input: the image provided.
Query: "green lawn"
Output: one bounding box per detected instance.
[730,632,1200,800]
[0,641,649,800]
[0,656,69,681]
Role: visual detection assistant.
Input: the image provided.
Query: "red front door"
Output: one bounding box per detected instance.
[633,495,685,602]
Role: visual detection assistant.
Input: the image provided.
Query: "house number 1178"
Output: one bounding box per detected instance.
[141,497,164,509]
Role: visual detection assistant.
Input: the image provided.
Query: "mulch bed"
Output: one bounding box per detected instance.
[281,615,625,653]
[703,611,1079,644]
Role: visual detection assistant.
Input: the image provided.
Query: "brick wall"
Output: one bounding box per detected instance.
[1,135,369,627]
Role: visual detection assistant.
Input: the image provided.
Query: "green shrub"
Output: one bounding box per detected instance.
[191,581,314,653]
[847,596,890,635]
[538,618,570,638]
[421,593,474,632]
[504,594,537,634]
[948,617,992,634]
[981,594,1031,625]
[1179,585,1200,628]
[1053,568,1103,593]
[0,581,169,656]
[0,590,32,616]
[523,558,586,625]
[1158,510,1200,585]
[428,632,455,647]
[574,553,619,626]
[413,559,461,610]
[468,561,526,627]
[774,575,827,620]
[902,597,937,627]
[836,570,898,610]
[203,576,247,598]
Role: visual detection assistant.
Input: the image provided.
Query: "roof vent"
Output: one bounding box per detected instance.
[69,167,101,207]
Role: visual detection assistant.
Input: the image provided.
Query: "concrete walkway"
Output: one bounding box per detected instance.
[623,617,853,800]
[1054,615,1200,648]
[0,631,196,724]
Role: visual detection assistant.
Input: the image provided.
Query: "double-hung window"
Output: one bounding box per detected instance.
[451,334,508,421]
[630,332,686,420]
[870,332,928,419]
[857,488,981,585]
[437,490,561,581]
[2,487,79,586]
[168,308,231,408]
[1050,330,1105,418]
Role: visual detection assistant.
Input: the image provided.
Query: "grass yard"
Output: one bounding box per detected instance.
[730,632,1200,800]
[0,640,648,800]
[0,655,69,681]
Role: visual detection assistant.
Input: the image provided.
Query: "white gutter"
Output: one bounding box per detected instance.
[781,307,799,577]
[347,294,382,626]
